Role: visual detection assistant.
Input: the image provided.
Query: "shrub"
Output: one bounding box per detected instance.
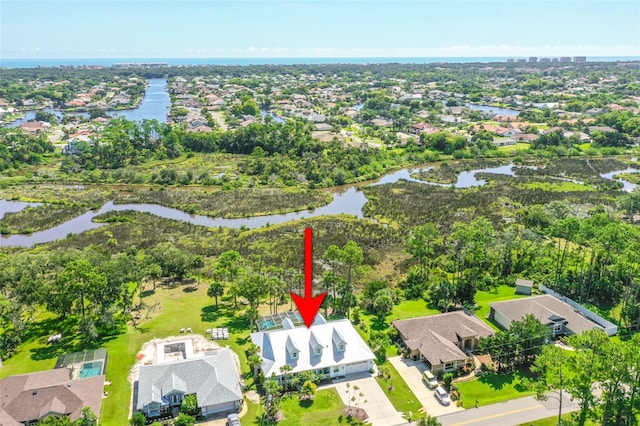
[129,412,146,426]
[443,372,453,390]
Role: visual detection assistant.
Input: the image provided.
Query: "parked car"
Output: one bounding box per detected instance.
[434,386,451,406]
[422,370,438,389]
[227,413,241,426]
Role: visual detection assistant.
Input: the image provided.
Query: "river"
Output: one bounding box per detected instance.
[1,163,637,247]
[3,78,169,127]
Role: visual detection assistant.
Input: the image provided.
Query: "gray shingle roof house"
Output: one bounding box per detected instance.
[489,294,604,337]
[136,348,242,418]
[0,368,104,425]
[392,311,494,375]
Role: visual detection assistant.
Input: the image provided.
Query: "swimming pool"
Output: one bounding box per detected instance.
[259,319,276,329]
[79,361,103,378]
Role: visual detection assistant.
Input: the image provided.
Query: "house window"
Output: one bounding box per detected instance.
[444,362,455,369]
[339,344,344,351]
[292,351,298,359]
[333,367,340,373]
[316,347,322,355]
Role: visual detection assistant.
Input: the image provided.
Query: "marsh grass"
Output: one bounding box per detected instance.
[114,186,333,218]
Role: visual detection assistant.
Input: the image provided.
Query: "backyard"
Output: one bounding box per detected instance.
[0,282,255,426]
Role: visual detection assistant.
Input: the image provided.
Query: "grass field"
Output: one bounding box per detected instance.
[375,361,423,414]
[474,285,527,329]
[455,369,536,407]
[278,389,345,425]
[498,143,531,152]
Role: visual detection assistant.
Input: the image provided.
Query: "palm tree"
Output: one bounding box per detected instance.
[207,281,224,307]
[279,364,293,390]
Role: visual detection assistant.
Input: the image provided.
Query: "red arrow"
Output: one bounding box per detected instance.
[291,227,326,328]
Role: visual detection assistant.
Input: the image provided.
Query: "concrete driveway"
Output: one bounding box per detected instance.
[322,374,407,426]
[388,356,464,417]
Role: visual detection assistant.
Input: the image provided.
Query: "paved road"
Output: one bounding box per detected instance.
[435,393,579,426]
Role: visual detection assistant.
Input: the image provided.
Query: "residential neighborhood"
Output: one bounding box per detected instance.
[1,59,640,426]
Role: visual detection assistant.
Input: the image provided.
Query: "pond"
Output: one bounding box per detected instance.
[2,78,169,127]
[463,103,520,117]
[0,163,636,247]
[260,109,286,124]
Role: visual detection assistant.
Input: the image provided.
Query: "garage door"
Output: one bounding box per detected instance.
[346,361,370,374]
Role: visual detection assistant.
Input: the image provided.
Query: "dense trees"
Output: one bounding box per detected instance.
[532,330,640,425]
[478,315,552,371]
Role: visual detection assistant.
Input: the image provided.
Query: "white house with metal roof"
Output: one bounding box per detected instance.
[250,314,375,382]
[135,348,242,418]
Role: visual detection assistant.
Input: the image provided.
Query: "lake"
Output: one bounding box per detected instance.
[3,78,169,127]
[2,163,636,247]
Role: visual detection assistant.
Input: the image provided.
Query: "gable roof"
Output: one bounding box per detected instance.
[250,315,375,377]
[136,348,242,411]
[392,311,495,367]
[0,368,104,425]
[490,294,603,334]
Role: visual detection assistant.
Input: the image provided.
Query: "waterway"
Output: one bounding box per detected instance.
[1,163,637,247]
[463,103,520,117]
[3,78,169,127]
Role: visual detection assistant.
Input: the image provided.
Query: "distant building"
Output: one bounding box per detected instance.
[516,59,527,63]
[528,57,538,63]
[560,57,572,62]
[539,58,551,63]
[574,56,587,62]
[507,58,515,63]
[552,58,559,63]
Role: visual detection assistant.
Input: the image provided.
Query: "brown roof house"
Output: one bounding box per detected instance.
[0,368,104,425]
[392,311,495,375]
[490,294,606,337]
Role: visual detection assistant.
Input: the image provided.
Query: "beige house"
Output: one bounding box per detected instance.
[392,311,494,375]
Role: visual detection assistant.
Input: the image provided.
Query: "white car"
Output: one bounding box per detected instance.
[227,413,241,426]
[434,386,451,406]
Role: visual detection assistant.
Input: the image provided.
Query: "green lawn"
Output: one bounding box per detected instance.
[519,412,596,426]
[376,361,422,414]
[278,389,346,425]
[474,285,528,330]
[455,370,536,407]
[241,400,262,426]
[0,284,255,426]
[498,143,531,152]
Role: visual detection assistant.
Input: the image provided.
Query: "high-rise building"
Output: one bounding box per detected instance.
[574,56,587,62]
[529,57,538,63]
[539,58,551,63]
[560,57,572,62]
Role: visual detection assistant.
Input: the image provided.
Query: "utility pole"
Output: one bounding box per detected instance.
[557,363,563,426]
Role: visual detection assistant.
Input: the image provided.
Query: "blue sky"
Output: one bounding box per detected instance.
[2,0,639,58]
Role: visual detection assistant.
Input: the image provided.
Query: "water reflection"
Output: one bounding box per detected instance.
[2,78,169,127]
[1,163,637,247]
